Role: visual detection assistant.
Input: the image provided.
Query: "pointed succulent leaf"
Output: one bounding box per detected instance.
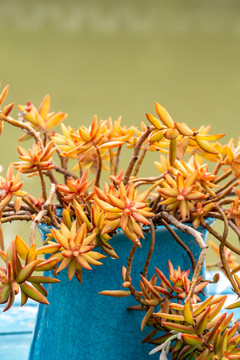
[27,276,60,284]
[195,307,211,334]
[16,260,38,284]
[15,235,29,261]
[20,282,49,305]
[154,312,185,322]
[3,289,15,312]
[98,290,131,297]
[155,103,174,128]
[141,306,155,331]
[181,333,204,346]
[183,299,195,325]
[35,257,59,271]
[161,321,194,334]
[36,244,62,255]
[195,349,210,360]
[174,122,193,136]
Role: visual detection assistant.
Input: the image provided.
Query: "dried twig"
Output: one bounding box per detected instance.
[123,126,153,185]
[29,209,48,246]
[143,220,156,278]
[94,146,102,187]
[0,114,43,148]
[1,214,32,223]
[133,148,148,177]
[131,174,164,184]
[125,243,145,306]
[216,206,240,295]
[114,145,122,176]
[155,212,207,303]
[203,179,238,205]
[53,162,78,179]
[201,216,240,255]
[213,169,232,184]
[161,218,196,273]
[37,166,47,201]
[42,183,60,228]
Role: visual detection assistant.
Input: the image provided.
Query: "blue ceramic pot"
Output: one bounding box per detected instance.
[29,220,214,360]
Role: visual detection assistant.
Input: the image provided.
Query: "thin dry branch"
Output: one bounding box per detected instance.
[123,126,153,185]
[37,166,47,201]
[29,209,48,246]
[94,146,102,187]
[203,179,238,205]
[0,114,43,148]
[155,212,207,303]
[1,214,32,223]
[216,206,240,295]
[114,146,122,176]
[53,162,78,179]
[131,174,164,184]
[42,183,60,228]
[142,220,156,278]
[201,215,240,255]
[213,169,232,184]
[161,218,196,273]
[125,243,145,306]
[133,148,148,177]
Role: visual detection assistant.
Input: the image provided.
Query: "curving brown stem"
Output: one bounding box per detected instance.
[213,161,222,176]
[228,219,240,241]
[125,243,145,306]
[60,152,69,184]
[29,209,48,245]
[161,218,196,273]
[131,174,164,184]
[201,215,240,255]
[143,220,156,278]
[94,146,102,188]
[213,169,232,184]
[155,212,207,304]
[37,166,48,201]
[133,148,148,177]
[114,145,122,176]
[109,148,115,175]
[215,177,236,195]
[46,170,64,207]
[217,198,235,206]
[203,179,238,206]
[216,206,240,295]
[29,184,60,245]
[151,194,161,213]
[42,183,60,228]
[53,162,78,180]
[4,202,34,212]
[22,197,39,214]
[1,214,32,223]
[0,114,43,149]
[123,126,153,185]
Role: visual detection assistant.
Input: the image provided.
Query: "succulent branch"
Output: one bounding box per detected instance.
[1,84,240,358]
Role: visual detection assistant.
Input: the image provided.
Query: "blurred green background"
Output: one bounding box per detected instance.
[1,0,240,263]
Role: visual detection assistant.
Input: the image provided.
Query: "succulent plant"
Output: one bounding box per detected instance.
[1,83,240,358]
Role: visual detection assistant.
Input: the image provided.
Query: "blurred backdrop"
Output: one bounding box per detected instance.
[1,0,240,260]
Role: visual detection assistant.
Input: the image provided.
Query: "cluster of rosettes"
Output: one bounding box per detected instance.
[139,263,240,360]
[146,294,240,360]
[0,235,60,311]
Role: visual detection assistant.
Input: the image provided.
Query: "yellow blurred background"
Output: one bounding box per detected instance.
[1,0,240,263]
